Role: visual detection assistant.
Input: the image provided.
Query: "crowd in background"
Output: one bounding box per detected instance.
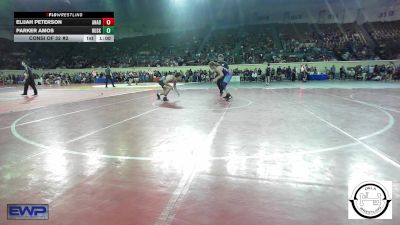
[1,63,399,86]
[1,21,400,70]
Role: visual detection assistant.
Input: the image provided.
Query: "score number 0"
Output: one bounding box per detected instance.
[102,18,114,26]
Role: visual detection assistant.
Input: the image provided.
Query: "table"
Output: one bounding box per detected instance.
[308,74,328,80]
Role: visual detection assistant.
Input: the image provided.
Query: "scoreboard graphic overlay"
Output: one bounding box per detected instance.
[14,12,114,42]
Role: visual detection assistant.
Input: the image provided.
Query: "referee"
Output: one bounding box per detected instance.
[21,61,38,96]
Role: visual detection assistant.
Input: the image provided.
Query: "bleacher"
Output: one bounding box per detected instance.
[1,21,400,70]
[365,21,400,60]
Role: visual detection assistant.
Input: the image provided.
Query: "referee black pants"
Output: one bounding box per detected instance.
[23,79,38,95]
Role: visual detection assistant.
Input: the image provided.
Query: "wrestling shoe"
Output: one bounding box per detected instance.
[157,93,160,100]
[223,93,232,100]
[163,96,169,101]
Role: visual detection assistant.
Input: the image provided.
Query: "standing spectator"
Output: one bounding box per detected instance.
[386,63,395,81]
[300,64,306,82]
[105,65,115,88]
[291,67,297,82]
[330,65,336,80]
[368,65,374,78]
[340,66,346,80]
[286,66,292,80]
[252,70,258,82]
[276,66,282,81]
[265,63,271,85]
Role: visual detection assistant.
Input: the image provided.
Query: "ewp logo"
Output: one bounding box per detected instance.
[7,204,49,220]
